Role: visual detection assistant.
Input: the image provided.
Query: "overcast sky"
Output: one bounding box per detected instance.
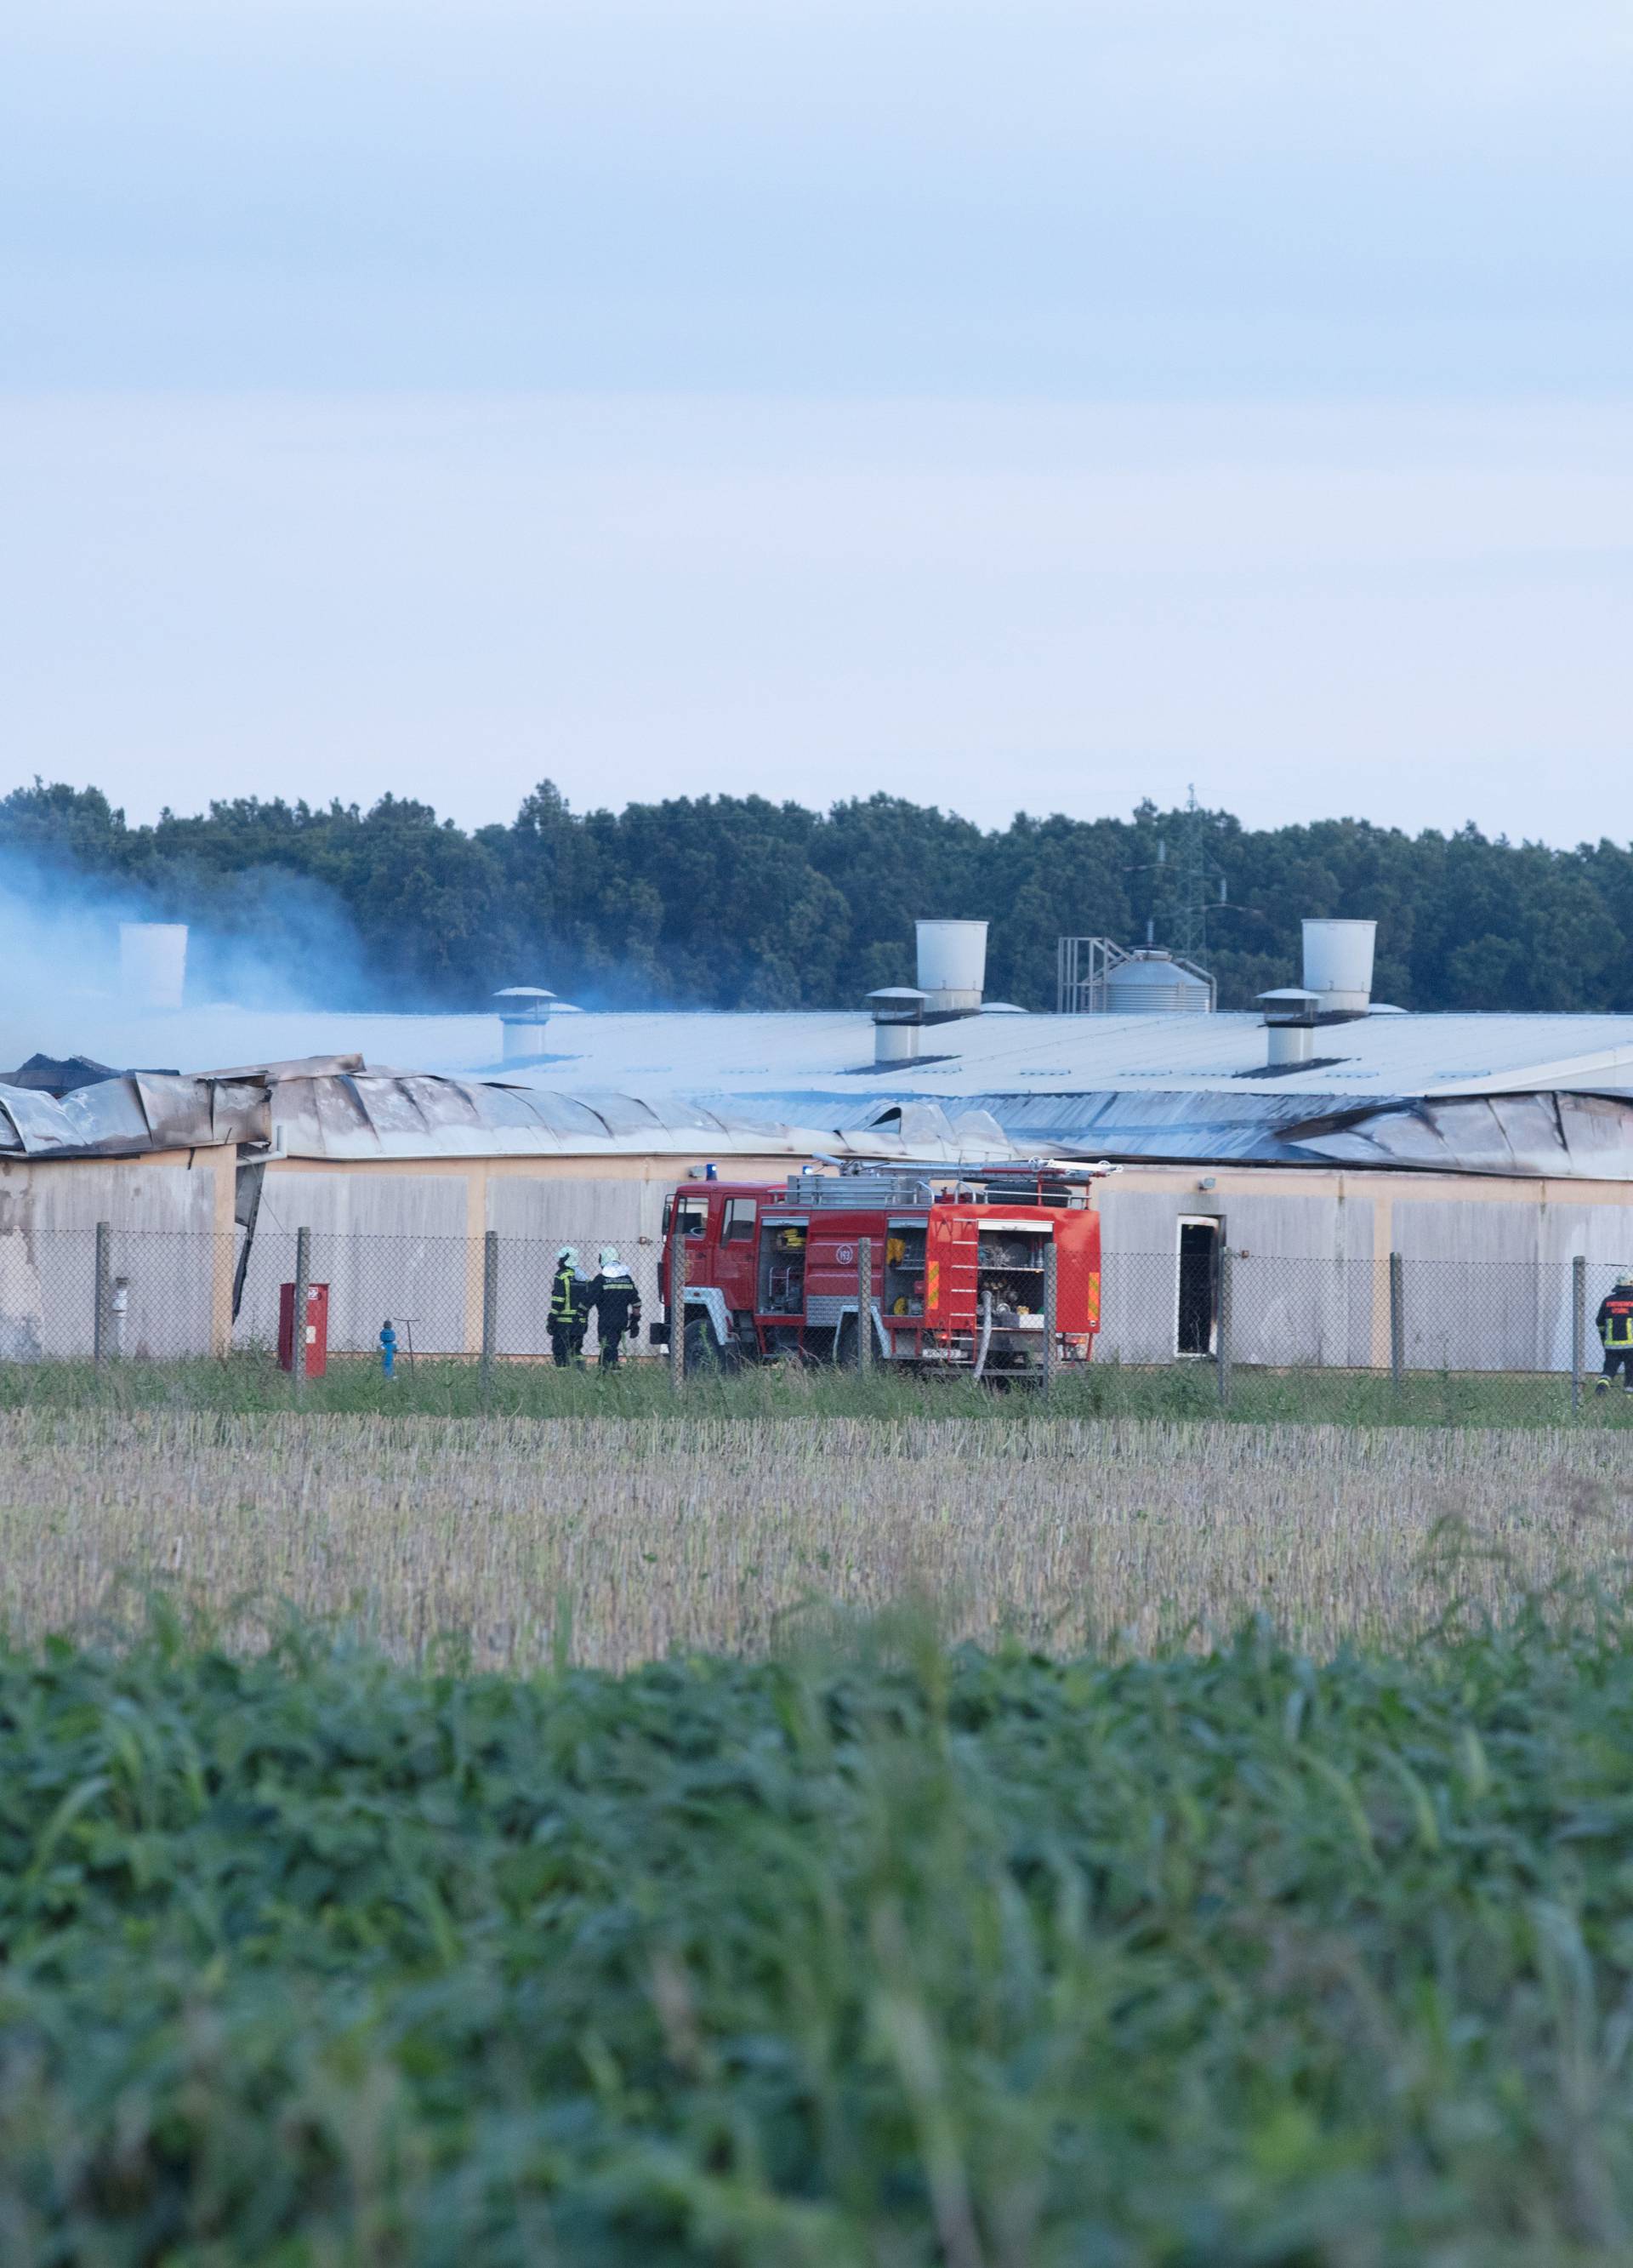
[3,0,1630,841]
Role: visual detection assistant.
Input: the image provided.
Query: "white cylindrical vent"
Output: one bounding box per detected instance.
[915,920,987,1015]
[118,923,188,1011]
[1267,1023,1314,1067]
[875,1023,921,1066]
[867,986,925,1066]
[493,984,555,1063]
[1301,919,1375,1015]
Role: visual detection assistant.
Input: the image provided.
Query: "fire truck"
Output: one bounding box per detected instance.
[653,1159,1113,1378]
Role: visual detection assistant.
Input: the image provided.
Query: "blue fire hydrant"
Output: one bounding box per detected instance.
[379,1320,397,1379]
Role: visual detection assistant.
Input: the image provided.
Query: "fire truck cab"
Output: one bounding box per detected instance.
[654,1160,1112,1377]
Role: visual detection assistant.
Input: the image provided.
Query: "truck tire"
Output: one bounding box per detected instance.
[684,1316,739,1374]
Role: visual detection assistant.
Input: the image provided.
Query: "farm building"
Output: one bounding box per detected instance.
[2,918,1631,1370]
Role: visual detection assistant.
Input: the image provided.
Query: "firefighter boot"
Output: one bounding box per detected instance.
[1596,1375,1611,1395]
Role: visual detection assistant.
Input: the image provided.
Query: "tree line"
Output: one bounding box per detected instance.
[7,777,1630,1015]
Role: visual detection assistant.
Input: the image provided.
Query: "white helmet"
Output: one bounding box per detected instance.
[599,1245,620,1268]
[556,1245,578,1265]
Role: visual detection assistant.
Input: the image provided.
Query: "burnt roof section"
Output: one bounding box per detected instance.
[0,1053,122,1096]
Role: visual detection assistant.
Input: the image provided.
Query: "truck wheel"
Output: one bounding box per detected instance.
[684,1317,738,1373]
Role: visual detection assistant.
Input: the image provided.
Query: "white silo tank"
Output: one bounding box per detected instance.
[118,922,188,1011]
[915,920,987,1016]
[1103,949,1212,1014]
[1301,920,1375,1015]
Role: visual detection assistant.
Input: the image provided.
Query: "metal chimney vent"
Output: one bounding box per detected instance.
[492,985,557,1064]
[915,920,987,1017]
[866,986,927,1066]
[1301,920,1375,1017]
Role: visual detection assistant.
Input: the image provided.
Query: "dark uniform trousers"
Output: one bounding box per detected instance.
[1597,1291,1633,1384]
[549,1267,587,1367]
[590,1273,641,1370]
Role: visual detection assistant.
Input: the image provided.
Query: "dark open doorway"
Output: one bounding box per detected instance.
[1176,1217,1220,1356]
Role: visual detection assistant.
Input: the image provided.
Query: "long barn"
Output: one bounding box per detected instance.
[3,918,1630,1370]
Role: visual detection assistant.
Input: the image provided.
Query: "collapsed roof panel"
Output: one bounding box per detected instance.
[0,1042,1628,1177]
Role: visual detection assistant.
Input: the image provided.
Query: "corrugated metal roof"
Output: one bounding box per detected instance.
[0,1054,1029,1168]
[453,1006,1633,1103]
[14,999,1633,1104]
[4,1001,1632,1177]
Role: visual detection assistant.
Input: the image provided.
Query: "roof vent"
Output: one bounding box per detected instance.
[867,986,926,1066]
[916,920,987,1017]
[1259,986,1319,1066]
[119,922,188,1012]
[492,985,556,1063]
[1301,920,1375,1018]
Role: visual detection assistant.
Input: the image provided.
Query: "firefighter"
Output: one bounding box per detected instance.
[549,1245,588,1368]
[589,1245,641,1370]
[1596,1270,1633,1395]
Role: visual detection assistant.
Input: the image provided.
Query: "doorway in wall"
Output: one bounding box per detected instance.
[1176,1217,1220,1356]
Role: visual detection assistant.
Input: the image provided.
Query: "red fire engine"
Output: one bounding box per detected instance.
[654,1160,1112,1377]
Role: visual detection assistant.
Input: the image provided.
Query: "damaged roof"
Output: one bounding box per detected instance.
[3,1003,1631,1181]
[0,1056,1021,1168]
[833,1084,1633,1180]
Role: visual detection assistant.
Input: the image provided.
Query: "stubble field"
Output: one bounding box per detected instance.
[2,1405,1630,1663]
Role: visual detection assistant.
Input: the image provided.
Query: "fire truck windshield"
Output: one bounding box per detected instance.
[663,1194,708,1238]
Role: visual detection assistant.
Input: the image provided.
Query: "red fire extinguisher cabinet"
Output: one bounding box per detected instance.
[278,1281,330,1376]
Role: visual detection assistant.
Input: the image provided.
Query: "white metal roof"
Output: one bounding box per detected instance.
[54,1000,1622,1103]
[19,994,1633,1104]
[462,1006,1633,1103]
[7,1001,1633,1177]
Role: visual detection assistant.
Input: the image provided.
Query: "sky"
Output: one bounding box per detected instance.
[3,0,1631,843]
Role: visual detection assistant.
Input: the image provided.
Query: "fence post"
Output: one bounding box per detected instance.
[1389,1251,1405,1395]
[1215,1244,1232,1407]
[93,1220,111,1367]
[1573,1253,1587,1412]
[292,1226,310,1403]
[481,1229,498,1395]
[1042,1239,1057,1397]
[669,1231,686,1394]
[856,1235,872,1373]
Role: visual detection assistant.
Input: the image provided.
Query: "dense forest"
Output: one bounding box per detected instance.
[6,777,1631,1015]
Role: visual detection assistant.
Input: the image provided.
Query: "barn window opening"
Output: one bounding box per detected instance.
[1176,1218,1220,1357]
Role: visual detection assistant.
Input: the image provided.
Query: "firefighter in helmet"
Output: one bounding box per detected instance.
[549,1245,589,1368]
[589,1245,642,1370]
[1596,1270,1633,1396]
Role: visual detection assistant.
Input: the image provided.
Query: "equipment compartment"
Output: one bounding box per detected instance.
[976,1225,1047,1326]
[759,1221,808,1315]
[884,1222,927,1317]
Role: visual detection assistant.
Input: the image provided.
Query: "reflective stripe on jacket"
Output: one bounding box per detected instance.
[1598,1294,1633,1350]
[590,1269,641,1335]
[550,1265,586,1325]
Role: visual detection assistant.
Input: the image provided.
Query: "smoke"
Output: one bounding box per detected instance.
[0,848,391,1073]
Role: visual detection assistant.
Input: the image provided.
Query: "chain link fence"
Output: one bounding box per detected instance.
[6,1225,1633,1414]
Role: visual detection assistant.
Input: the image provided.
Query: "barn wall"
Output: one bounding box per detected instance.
[0,1150,235,1359]
[241,1153,796,1355]
[1,1143,1628,1371]
[1098,1167,1633,1371]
